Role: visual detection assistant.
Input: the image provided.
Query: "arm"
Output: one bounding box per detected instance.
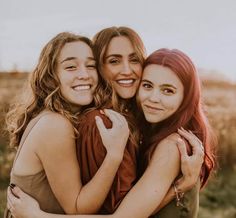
[8,129,202,218]
[110,136,181,218]
[8,186,110,218]
[8,136,180,218]
[75,109,131,213]
[35,111,129,214]
[152,128,204,213]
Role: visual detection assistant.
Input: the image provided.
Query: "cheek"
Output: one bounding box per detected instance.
[103,65,116,80]
[135,65,143,77]
[165,96,182,111]
[137,89,148,104]
[93,72,99,87]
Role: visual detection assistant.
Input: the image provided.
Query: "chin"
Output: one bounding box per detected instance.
[144,115,160,124]
[75,96,93,106]
[118,92,135,99]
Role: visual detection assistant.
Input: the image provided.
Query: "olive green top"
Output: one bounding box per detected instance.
[4,112,64,218]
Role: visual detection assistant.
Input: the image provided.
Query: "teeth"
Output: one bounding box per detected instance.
[117,79,134,84]
[73,85,91,91]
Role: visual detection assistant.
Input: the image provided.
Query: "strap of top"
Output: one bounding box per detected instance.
[12,111,51,167]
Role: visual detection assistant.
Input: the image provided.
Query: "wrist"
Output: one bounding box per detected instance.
[172,182,185,207]
[105,151,124,164]
[177,176,196,192]
[36,210,47,218]
[106,149,124,162]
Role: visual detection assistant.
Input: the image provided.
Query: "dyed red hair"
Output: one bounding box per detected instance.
[141,48,216,188]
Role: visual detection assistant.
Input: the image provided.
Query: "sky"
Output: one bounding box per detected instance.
[0,0,236,81]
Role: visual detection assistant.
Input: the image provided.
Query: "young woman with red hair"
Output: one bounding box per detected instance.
[7,48,215,218]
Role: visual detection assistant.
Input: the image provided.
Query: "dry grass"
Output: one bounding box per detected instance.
[0,71,236,217]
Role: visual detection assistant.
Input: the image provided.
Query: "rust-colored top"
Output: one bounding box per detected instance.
[76,109,138,214]
[4,112,64,218]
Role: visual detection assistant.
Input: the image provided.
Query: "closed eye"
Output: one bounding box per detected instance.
[65,65,77,70]
[86,65,96,70]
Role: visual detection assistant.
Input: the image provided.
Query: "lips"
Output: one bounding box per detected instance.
[116,79,136,87]
[144,104,164,113]
[72,84,91,91]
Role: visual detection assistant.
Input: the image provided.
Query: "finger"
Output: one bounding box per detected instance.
[178,129,199,154]
[177,138,188,161]
[104,109,124,123]
[178,128,193,142]
[7,187,13,208]
[188,130,203,147]
[11,186,24,199]
[103,109,121,126]
[7,187,20,206]
[112,111,127,124]
[95,116,107,134]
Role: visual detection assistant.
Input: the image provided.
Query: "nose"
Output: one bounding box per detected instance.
[76,66,89,80]
[149,90,161,103]
[120,61,132,76]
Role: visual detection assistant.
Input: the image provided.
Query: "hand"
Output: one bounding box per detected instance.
[7,186,42,218]
[176,127,204,191]
[95,109,130,160]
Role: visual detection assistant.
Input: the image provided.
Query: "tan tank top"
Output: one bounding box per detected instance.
[4,112,64,218]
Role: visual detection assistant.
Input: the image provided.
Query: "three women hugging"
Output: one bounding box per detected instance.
[6,26,216,218]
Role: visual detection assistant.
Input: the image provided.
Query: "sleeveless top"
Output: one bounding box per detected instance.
[76,109,138,214]
[4,112,64,218]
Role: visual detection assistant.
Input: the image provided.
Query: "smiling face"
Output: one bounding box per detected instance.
[138,64,184,124]
[57,41,98,109]
[102,36,143,99]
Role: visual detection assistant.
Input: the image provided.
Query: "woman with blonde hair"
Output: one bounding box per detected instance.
[4,31,131,217]
[7,27,207,217]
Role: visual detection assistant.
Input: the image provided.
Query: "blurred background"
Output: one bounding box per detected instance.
[0,0,236,217]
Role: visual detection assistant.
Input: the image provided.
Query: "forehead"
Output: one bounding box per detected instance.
[59,41,93,61]
[106,36,135,55]
[143,64,183,87]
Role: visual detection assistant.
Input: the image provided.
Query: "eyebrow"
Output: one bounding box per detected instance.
[141,79,177,89]
[105,52,137,59]
[60,56,95,64]
[161,84,177,89]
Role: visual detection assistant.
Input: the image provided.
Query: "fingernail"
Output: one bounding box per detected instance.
[100,110,105,115]
[177,138,183,143]
[10,183,16,189]
[95,116,100,121]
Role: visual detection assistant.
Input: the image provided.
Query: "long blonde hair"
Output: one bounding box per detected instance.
[93,26,147,146]
[6,32,107,148]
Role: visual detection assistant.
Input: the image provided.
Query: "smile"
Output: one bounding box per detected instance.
[144,105,164,113]
[116,79,135,86]
[72,84,91,91]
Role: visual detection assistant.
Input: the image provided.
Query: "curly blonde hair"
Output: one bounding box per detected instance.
[6,32,108,148]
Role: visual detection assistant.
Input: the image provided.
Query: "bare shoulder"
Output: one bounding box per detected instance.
[151,133,180,164]
[28,112,75,151]
[34,111,74,135]
[164,133,180,143]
